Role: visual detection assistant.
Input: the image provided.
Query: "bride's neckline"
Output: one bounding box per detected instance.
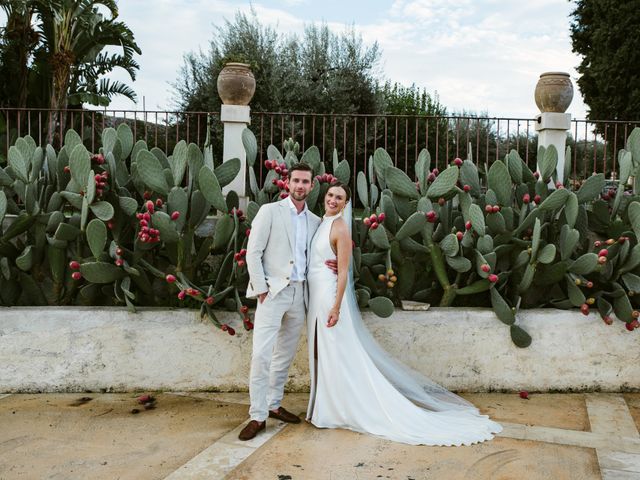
[323,212,342,220]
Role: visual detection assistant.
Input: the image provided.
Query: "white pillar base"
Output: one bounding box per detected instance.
[535,112,571,185]
[220,105,250,207]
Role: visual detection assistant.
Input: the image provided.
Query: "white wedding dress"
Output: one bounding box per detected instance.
[305,207,503,446]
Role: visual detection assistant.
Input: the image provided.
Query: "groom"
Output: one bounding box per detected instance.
[240,162,322,440]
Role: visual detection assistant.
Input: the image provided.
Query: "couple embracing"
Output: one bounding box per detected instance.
[239,162,502,446]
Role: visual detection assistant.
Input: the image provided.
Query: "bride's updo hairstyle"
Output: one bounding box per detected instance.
[327,181,351,203]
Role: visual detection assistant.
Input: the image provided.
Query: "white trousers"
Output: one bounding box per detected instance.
[248,282,306,422]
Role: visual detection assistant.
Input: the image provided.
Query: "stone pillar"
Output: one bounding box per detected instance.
[535,112,571,185]
[534,72,574,185]
[221,105,250,207]
[217,62,256,210]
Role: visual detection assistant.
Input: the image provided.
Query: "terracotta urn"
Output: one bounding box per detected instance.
[534,72,574,113]
[217,62,256,106]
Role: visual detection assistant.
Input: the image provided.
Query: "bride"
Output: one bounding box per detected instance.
[305,181,503,446]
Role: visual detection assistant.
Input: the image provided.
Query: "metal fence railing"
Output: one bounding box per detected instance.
[2,108,639,189]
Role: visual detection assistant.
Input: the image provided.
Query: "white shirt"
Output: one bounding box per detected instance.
[287,196,308,282]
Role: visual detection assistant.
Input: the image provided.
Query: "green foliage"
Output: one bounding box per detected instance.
[6,125,640,344]
[570,0,640,123]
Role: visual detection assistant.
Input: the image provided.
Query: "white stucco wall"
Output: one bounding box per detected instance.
[0,307,638,393]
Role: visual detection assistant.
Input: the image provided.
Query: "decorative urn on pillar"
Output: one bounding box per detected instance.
[216,62,256,106]
[534,72,574,113]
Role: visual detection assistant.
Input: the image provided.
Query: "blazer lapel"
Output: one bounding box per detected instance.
[279,200,295,254]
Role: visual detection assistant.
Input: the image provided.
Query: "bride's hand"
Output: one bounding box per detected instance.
[327,308,339,328]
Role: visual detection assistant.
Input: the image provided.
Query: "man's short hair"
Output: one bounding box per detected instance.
[289,163,313,176]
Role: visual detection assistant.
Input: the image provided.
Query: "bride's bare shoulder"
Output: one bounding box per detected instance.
[330,217,349,237]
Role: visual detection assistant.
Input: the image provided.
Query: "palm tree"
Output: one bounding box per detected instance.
[32,0,141,140]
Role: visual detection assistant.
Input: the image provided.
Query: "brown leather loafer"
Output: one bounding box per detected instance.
[269,407,301,424]
[238,420,265,441]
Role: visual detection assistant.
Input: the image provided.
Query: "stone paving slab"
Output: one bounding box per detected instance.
[226,424,600,480]
[0,393,247,480]
[4,392,640,480]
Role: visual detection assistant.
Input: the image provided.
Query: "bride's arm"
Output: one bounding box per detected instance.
[327,218,351,328]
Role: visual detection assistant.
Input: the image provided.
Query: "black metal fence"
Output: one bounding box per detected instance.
[2,108,638,188]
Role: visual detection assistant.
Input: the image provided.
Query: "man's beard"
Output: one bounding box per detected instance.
[290,190,309,201]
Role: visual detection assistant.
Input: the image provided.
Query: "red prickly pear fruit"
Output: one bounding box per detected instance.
[221,324,228,332]
[155,198,163,207]
[485,205,493,213]
[94,174,102,181]
[594,241,602,247]
[107,221,115,230]
[178,290,186,300]
[136,213,143,220]
[115,259,124,267]
[626,321,636,331]
[165,274,176,283]
[206,296,214,305]
[633,311,640,319]
[363,217,371,226]
[280,193,289,199]
[139,220,148,228]
[492,205,500,213]
[438,197,446,206]
[488,274,498,283]
[237,259,246,268]
[245,228,251,237]
[453,157,463,166]
[426,211,437,223]
[606,238,616,245]
[71,272,82,280]
[64,166,71,173]
[143,191,152,200]
[598,256,607,264]
[598,249,608,257]
[69,261,80,270]
[272,178,278,185]
[377,213,386,222]
[523,193,531,204]
[234,253,241,261]
[519,390,529,399]
[456,231,464,241]
[227,326,236,336]
[619,236,627,244]
[533,171,540,179]
[481,264,491,273]
[427,173,436,182]
[586,281,594,288]
[140,233,149,243]
[555,181,564,189]
[463,184,471,192]
[370,222,379,229]
[369,214,378,223]
[240,249,247,256]
[465,221,472,230]
[432,168,439,176]
[603,316,613,325]
[96,154,105,164]
[146,200,154,213]
[534,194,541,204]
[275,166,282,174]
[171,211,180,220]
[244,320,254,330]
[240,305,249,314]
[580,303,590,315]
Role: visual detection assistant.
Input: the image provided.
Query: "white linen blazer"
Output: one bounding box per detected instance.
[246,198,321,301]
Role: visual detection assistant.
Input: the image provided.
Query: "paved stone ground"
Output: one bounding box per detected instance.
[1,392,639,479]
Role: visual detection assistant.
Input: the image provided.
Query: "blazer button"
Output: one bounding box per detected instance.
[286,277,290,280]
[290,260,294,264]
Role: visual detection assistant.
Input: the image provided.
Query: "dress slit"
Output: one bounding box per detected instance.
[307,316,319,419]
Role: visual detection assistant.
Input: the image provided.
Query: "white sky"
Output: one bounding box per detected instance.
[4,0,589,119]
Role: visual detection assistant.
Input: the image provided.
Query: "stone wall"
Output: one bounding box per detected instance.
[1,307,638,392]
